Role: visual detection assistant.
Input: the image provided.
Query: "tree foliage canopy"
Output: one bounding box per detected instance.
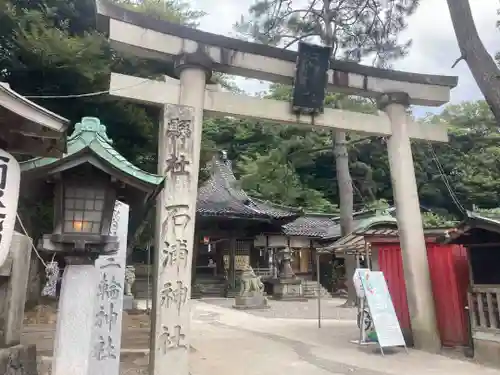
[235,0,419,66]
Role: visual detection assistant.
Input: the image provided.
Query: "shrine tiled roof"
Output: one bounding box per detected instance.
[282,213,339,238]
[196,152,302,221]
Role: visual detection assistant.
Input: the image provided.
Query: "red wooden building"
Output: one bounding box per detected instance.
[328,227,470,348]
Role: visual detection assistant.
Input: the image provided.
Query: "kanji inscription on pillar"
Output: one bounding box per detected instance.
[93,271,121,361]
[153,104,199,375]
[89,201,130,375]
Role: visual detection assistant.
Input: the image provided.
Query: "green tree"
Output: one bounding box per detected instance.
[421,212,457,228]
[2,0,205,248]
[237,149,339,213]
[113,0,205,25]
[419,101,500,211]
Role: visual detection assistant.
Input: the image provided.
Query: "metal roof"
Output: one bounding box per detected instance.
[321,209,395,240]
[20,117,164,189]
[440,211,500,244]
[326,228,398,253]
[324,224,452,255]
[319,215,398,253]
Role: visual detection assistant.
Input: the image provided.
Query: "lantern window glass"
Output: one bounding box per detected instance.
[64,184,106,234]
[94,200,104,211]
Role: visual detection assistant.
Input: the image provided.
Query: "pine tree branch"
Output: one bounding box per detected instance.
[451,53,466,68]
[287,136,373,160]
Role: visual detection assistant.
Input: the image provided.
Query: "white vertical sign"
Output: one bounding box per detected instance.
[360,271,406,349]
[89,200,130,375]
[0,149,20,267]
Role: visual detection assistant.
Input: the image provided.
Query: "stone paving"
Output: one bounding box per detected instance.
[24,298,500,375]
[201,297,358,320]
[192,300,500,375]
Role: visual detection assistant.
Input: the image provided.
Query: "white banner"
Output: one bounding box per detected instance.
[0,149,20,267]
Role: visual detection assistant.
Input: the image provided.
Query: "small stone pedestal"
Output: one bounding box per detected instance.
[233,293,269,310]
[123,294,134,310]
[271,278,305,301]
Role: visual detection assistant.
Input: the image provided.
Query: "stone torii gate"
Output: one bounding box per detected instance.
[96,1,457,373]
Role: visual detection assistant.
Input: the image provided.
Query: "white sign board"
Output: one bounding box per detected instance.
[359,271,406,348]
[0,149,20,267]
[353,268,370,298]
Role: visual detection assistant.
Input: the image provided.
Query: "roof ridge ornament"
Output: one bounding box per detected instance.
[69,117,113,144]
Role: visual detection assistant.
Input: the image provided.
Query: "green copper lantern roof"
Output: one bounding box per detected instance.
[20,117,163,190]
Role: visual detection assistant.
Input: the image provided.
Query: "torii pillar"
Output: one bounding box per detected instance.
[379,92,440,351]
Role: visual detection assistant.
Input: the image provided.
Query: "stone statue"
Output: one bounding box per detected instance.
[124,266,136,296]
[239,265,264,296]
[233,264,268,309]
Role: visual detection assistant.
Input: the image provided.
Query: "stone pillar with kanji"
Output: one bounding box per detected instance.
[150,51,210,375]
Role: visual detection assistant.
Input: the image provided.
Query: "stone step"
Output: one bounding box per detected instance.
[301,281,332,299]
[197,281,226,297]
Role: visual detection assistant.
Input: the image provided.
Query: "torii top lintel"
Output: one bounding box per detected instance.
[96,0,458,107]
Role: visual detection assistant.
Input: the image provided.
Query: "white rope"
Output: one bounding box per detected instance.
[16,212,47,268]
[16,213,59,297]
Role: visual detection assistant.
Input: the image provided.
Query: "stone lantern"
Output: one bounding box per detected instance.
[20,117,163,375]
[21,117,164,259]
[254,233,304,300]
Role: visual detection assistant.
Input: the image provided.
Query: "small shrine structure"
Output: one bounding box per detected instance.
[0,82,68,156]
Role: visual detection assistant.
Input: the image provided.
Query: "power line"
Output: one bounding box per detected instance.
[426,142,466,214]
[23,78,152,99]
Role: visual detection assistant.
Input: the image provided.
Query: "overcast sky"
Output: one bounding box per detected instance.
[189,0,498,116]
